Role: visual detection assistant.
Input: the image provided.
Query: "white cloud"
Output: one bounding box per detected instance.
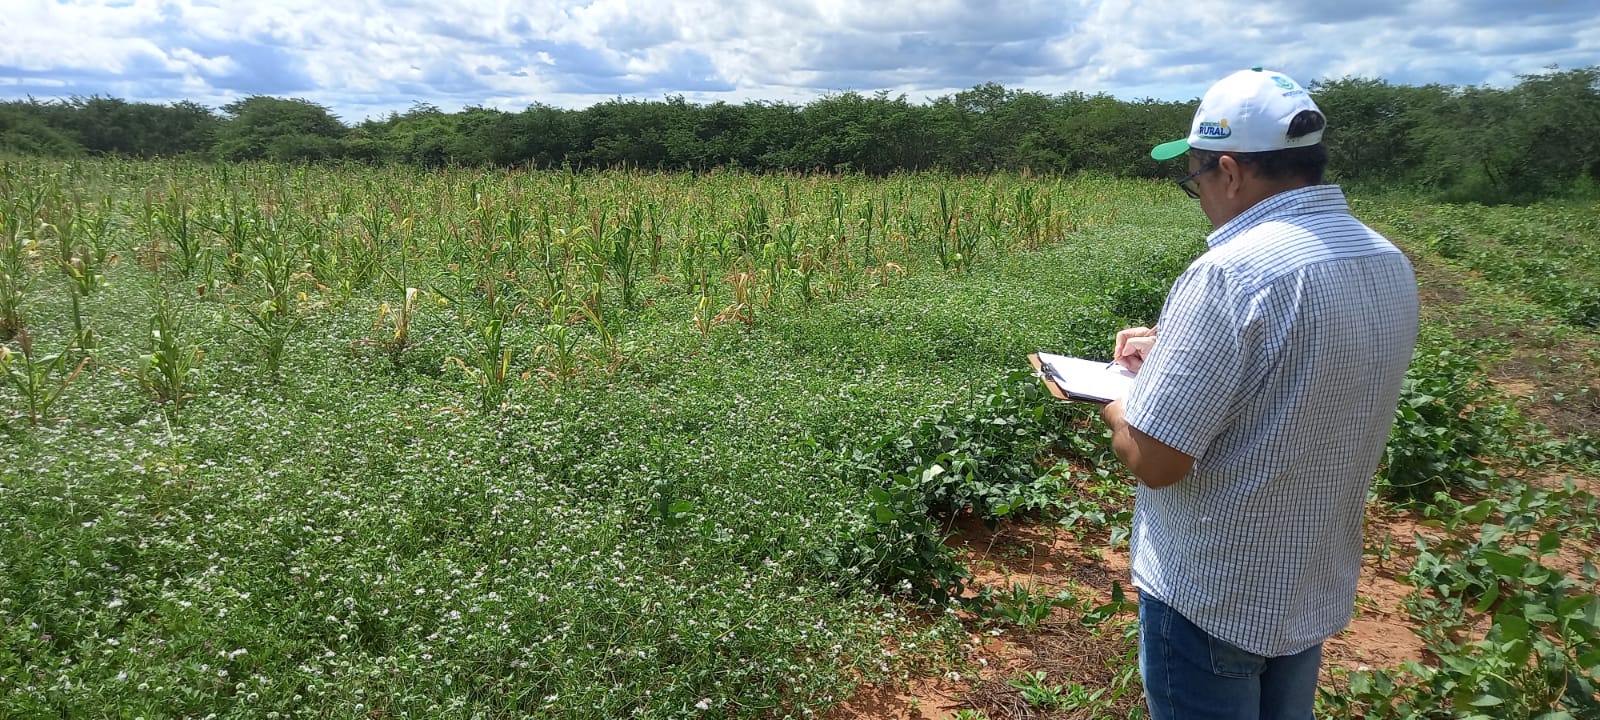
[0,0,1595,121]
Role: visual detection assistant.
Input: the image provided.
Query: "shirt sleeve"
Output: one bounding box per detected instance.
[1123,261,1247,460]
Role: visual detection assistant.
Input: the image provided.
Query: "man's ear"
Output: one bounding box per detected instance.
[1217,154,1244,200]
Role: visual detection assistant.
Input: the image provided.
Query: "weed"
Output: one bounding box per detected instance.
[825,463,971,605]
[982,583,1071,629]
[1007,669,1108,710]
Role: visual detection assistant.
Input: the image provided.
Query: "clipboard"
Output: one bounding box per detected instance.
[1028,352,1134,404]
[1028,353,1074,401]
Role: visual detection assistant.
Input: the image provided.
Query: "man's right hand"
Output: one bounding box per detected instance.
[1114,326,1158,373]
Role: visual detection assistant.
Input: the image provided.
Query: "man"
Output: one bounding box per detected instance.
[1099,68,1419,719]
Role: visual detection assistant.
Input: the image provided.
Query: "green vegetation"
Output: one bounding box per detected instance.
[1,159,1597,718]
[1315,193,1600,719]
[4,66,1599,202]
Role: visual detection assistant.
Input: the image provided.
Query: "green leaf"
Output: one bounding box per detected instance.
[1468,694,1504,707]
[1537,530,1561,554]
[1492,612,1531,643]
[1576,646,1600,673]
[1481,549,1526,578]
[1473,579,1500,612]
[1441,653,1478,674]
[1464,500,1496,523]
[1556,593,1591,619]
[1526,603,1558,623]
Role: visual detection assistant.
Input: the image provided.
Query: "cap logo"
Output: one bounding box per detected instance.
[1272,75,1295,91]
[1196,119,1231,139]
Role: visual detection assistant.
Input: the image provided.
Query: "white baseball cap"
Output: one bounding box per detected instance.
[1151,67,1323,161]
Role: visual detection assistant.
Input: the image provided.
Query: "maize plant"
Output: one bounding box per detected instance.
[359,286,421,368]
[578,296,621,373]
[0,213,28,341]
[235,298,302,379]
[613,205,642,309]
[152,187,203,278]
[714,271,755,329]
[131,299,203,410]
[0,342,89,426]
[446,293,519,412]
[694,279,717,336]
[534,300,582,387]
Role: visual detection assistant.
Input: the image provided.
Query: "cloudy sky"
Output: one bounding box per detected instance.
[3,0,1597,123]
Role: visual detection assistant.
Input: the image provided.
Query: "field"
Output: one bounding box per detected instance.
[1,159,1596,719]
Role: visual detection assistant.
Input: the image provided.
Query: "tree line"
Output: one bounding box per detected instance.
[2,67,1596,201]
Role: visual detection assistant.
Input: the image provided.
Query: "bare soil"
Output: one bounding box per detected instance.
[826,487,1600,719]
[1411,250,1600,438]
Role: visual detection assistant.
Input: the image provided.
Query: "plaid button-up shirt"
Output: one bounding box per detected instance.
[1124,185,1419,657]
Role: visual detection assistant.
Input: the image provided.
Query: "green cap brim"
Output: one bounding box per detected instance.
[1150,138,1190,161]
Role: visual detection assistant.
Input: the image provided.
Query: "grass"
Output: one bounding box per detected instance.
[2,159,1597,718]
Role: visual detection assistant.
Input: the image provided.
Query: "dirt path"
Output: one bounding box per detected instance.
[826,503,1452,720]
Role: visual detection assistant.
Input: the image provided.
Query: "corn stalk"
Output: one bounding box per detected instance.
[0,342,89,426]
[131,299,204,410]
[534,298,582,387]
[0,207,30,341]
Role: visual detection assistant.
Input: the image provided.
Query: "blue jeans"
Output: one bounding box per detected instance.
[1138,593,1322,720]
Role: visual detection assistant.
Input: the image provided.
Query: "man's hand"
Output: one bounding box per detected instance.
[1113,326,1158,372]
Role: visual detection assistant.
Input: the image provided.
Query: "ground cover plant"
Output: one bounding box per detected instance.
[1,158,1596,719]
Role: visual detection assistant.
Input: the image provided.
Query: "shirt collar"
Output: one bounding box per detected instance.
[1205,185,1349,249]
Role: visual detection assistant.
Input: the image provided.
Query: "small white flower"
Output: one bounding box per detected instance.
[695,698,711,710]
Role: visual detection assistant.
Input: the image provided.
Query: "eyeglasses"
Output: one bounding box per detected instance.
[1176,159,1219,199]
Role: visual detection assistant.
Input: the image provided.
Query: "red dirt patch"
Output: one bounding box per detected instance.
[1408,248,1600,438]
[946,514,1130,606]
[826,679,968,720]
[827,478,1600,720]
[1324,508,1438,675]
